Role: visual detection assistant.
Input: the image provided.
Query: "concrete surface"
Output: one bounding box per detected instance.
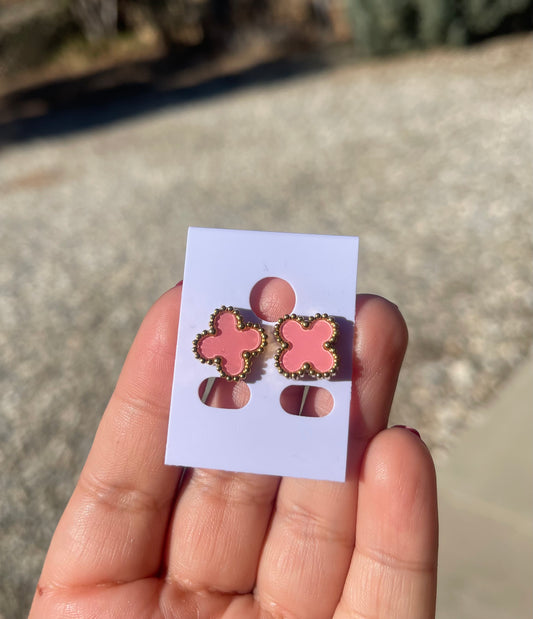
[0,35,532,617]
[437,356,533,619]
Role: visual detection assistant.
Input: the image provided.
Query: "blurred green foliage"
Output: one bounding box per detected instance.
[345,0,532,54]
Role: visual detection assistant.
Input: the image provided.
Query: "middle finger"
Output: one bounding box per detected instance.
[254,296,408,619]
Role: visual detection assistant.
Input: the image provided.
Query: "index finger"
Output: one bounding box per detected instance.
[38,284,183,589]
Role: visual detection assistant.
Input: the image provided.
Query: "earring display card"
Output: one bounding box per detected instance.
[165,227,359,481]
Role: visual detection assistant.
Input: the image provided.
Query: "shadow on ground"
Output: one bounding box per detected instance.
[0,49,336,145]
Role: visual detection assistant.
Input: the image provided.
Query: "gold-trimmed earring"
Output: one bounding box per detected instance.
[274,313,338,379]
[193,306,267,381]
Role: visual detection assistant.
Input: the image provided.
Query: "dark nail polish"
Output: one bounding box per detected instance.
[392,424,421,439]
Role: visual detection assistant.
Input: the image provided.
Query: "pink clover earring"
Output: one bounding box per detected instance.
[193,306,267,381]
[274,313,338,379]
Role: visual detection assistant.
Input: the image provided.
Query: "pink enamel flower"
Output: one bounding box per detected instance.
[193,307,267,381]
[274,313,338,379]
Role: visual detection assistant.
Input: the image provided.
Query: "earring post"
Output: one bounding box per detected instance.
[201,376,216,404]
[298,385,310,416]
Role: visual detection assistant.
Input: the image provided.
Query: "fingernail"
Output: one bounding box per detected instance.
[392,424,421,439]
[175,280,183,288]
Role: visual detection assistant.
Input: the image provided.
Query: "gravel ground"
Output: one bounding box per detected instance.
[1,35,531,618]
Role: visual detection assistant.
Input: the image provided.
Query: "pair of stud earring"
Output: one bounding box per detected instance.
[193,306,338,381]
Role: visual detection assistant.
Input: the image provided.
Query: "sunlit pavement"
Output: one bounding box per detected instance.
[437,356,533,618]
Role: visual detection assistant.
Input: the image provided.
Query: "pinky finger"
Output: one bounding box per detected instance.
[335,427,438,619]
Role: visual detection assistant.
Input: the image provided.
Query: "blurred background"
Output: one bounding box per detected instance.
[1,1,532,617]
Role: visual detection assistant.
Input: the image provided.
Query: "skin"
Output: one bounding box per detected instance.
[29,282,438,619]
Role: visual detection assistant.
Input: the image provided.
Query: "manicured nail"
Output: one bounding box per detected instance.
[392,424,421,439]
[175,280,183,288]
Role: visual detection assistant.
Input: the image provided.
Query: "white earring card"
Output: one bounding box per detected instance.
[165,227,359,481]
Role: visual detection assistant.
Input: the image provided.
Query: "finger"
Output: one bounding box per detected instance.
[249,276,296,322]
[202,377,251,408]
[279,384,334,417]
[255,296,408,619]
[38,284,183,588]
[334,427,438,619]
[165,469,280,594]
[350,294,409,439]
[164,278,300,593]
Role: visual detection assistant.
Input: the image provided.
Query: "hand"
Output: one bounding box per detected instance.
[30,283,438,618]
